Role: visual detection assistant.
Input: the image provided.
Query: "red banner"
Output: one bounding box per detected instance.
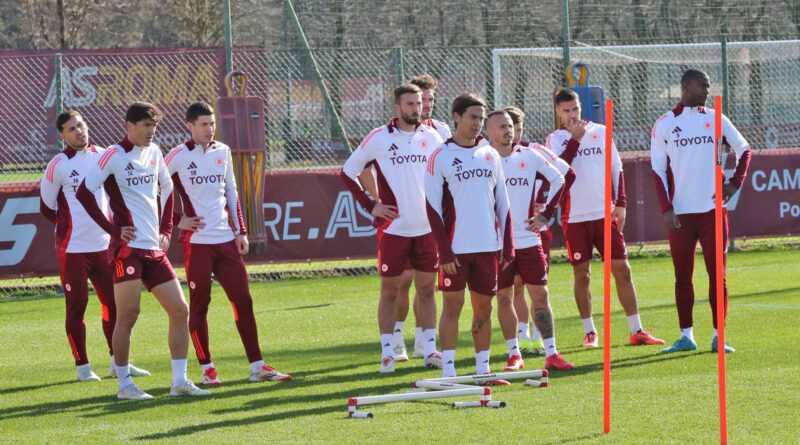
[1,151,797,279]
[0,48,227,167]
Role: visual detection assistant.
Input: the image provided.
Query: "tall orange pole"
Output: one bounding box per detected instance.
[714,96,728,445]
[603,99,613,435]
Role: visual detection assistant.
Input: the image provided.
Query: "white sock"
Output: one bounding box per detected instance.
[713,328,718,340]
[201,362,215,372]
[171,359,188,387]
[543,337,558,357]
[532,324,542,341]
[423,328,437,357]
[414,327,423,350]
[517,322,531,341]
[506,338,520,357]
[392,322,405,348]
[77,363,92,373]
[627,313,643,334]
[442,349,456,377]
[250,360,264,374]
[116,364,132,390]
[380,333,394,358]
[475,350,490,375]
[681,327,695,342]
[582,317,597,334]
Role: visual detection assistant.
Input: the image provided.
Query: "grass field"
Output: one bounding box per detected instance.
[1,250,798,444]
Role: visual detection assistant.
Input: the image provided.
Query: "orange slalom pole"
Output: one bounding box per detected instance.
[714,96,728,445]
[603,99,613,435]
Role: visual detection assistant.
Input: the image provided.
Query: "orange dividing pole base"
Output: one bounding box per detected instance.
[603,99,613,435]
[714,96,728,445]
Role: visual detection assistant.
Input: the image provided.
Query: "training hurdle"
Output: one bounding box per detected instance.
[347,369,548,418]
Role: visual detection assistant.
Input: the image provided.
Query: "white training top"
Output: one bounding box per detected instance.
[83,138,173,251]
[547,122,623,223]
[166,140,246,244]
[40,145,111,253]
[425,118,452,142]
[500,144,565,249]
[425,137,514,262]
[651,104,750,215]
[341,119,443,237]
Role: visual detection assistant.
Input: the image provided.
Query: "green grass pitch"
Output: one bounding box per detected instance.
[1,250,798,444]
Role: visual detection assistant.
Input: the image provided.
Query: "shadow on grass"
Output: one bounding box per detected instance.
[133,405,342,441]
[0,379,76,396]
[258,303,333,313]
[547,349,706,379]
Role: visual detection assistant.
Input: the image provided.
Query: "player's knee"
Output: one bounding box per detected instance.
[400,275,413,292]
[116,308,139,329]
[496,289,513,307]
[380,277,402,297]
[442,300,464,319]
[612,261,633,282]
[169,301,189,323]
[473,300,493,318]
[416,285,436,301]
[233,298,254,315]
[530,287,549,308]
[66,304,87,321]
[574,267,591,285]
[190,303,209,319]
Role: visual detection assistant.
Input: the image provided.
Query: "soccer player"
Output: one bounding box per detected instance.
[409,74,452,141]
[357,74,453,361]
[486,110,574,371]
[166,102,291,385]
[77,102,209,400]
[341,84,444,372]
[425,92,514,380]
[504,105,575,356]
[40,111,149,382]
[651,69,751,354]
[548,89,663,348]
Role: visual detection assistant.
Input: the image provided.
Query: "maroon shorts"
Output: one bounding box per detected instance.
[564,218,627,265]
[377,232,438,277]
[439,252,498,296]
[498,245,548,289]
[112,247,176,290]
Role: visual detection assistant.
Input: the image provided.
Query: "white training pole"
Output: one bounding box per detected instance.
[347,369,548,418]
[424,369,547,385]
[412,380,476,390]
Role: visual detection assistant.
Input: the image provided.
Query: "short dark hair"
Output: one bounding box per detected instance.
[125,102,163,124]
[56,110,81,132]
[554,89,579,106]
[503,106,525,125]
[681,69,708,85]
[393,83,422,103]
[486,109,510,121]
[408,74,438,91]
[185,101,214,123]
[451,92,486,116]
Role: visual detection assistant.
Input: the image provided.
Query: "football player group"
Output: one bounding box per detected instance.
[41,68,750,399]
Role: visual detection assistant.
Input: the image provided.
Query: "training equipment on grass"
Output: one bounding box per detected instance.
[713,95,729,445]
[346,369,548,418]
[216,70,267,251]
